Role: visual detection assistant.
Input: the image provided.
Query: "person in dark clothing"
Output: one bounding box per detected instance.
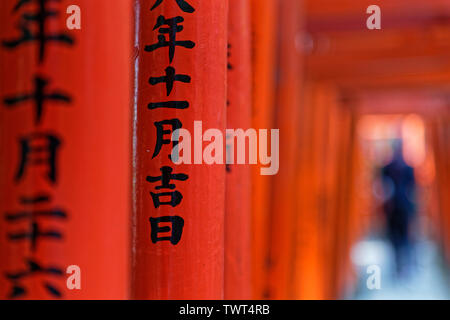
[381,140,417,277]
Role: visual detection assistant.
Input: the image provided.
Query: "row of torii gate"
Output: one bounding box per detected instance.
[0,0,450,300]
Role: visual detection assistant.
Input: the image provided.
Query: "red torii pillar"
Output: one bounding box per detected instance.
[250,0,278,299]
[132,0,228,299]
[225,0,253,300]
[266,0,303,299]
[0,0,131,299]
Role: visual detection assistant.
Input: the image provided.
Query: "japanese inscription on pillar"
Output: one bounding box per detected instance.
[2,0,75,299]
[144,0,196,245]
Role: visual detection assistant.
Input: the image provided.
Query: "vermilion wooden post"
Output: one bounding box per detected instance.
[250,0,278,300]
[132,0,228,299]
[330,101,355,298]
[320,88,347,300]
[266,0,303,300]
[0,0,131,299]
[293,84,329,300]
[431,116,450,264]
[225,0,252,300]
[443,117,450,264]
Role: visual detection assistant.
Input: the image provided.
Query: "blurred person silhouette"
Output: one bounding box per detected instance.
[381,139,417,278]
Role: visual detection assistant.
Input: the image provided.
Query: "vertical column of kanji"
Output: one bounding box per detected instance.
[250,0,278,299]
[0,0,131,299]
[132,0,228,299]
[266,0,303,299]
[0,0,76,300]
[225,0,252,300]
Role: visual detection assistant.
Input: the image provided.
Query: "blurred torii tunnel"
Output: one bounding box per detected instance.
[297,0,450,299]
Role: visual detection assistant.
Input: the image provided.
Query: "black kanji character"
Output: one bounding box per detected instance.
[144,15,195,63]
[5,195,67,251]
[2,0,74,63]
[149,216,184,245]
[150,0,195,13]
[147,166,186,208]
[5,259,63,299]
[149,66,191,96]
[3,76,71,125]
[152,119,182,159]
[15,132,61,183]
